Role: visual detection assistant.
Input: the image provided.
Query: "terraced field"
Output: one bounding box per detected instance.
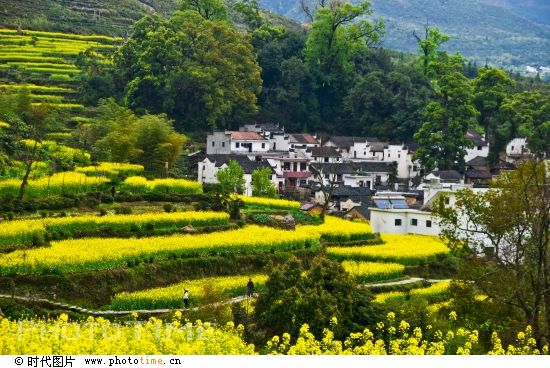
[0,28,119,109]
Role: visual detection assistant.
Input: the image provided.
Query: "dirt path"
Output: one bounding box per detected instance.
[1,276,452,315]
[0,293,254,315]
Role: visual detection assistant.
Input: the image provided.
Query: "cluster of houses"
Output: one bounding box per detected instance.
[194,123,533,236]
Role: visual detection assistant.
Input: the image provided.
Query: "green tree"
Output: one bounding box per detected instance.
[251,167,277,198]
[434,160,550,344]
[82,99,186,171]
[305,0,384,75]
[1,90,56,199]
[255,256,380,340]
[499,92,550,158]
[234,0,264,30]
[216,160,245,194]
[413,54,478,171]
[472,68,515,162]
[412,25,450,75]
[179,0,228,22]
[104,8,261,131]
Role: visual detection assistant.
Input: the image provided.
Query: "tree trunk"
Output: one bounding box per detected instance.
[18,140,38,201]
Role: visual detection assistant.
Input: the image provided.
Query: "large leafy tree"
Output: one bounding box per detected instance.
[344,69,431,141]
[413,53,478,171]
[304,0,384,75]
[81,99,186,172]
[412,25,450,76]
[499,92,550,159]
[215,160,245,194]
[108,3,261,131]
[255,256,380,340]
[251,167,277,198]
[0,90,55,199]
[472,68,515,162]
[434,160,550,344]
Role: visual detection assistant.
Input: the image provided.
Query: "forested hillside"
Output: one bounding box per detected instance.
[259,0,550,73]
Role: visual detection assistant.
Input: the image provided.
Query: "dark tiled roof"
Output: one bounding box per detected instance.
[465,169,492,179]
[370,142,388,152]
[466,156,488,167]
[405,141,420,153]
[311,162,392,175]
[354,162,392,173]
[332,186,374,197]
[204,154,273,174]
[257,123,282,132]
[289,134,319,145]
[309,146,341,157]
[465,129,487,147]
[346,204,371,220]
[428,170,463,181]
[326,136,367,150]
[310,163,355,175]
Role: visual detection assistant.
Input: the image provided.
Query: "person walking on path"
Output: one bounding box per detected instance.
[183,289,189,309]
[246,278,254,298]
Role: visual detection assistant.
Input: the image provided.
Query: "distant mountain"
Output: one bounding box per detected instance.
[259,0,550,72]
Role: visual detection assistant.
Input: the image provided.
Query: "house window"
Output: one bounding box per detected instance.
[398,154,401,158]
[411,218,418,226]
[372,152,376,156]
[262,143,265,148]
[444,197,450,205]
[354,151,357,158]
[324,157,329,163]
[273,142,276,150]
[388,153,390,158]
[477,146,482,150]
[359,180,364,187]
[236,142,240,148]
[222,142,225,147]
[426,220,432,228]
[413,165,418,172]
[511,146,514,151]
[395,219,402,226]
[211,141,215,147]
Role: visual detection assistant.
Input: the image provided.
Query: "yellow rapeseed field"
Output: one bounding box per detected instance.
[236,195,300,209]
[0,314,254,354]
[327,233,449,265]
[0,211,229,251]
[341,260,405,282]
[111,274,268,310]
[0,226,319,275]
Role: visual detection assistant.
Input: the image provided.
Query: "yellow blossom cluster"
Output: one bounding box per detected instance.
[111,274,268,310]
[341,260,405,283]
[0,225,319,275]
[0,314,254,354]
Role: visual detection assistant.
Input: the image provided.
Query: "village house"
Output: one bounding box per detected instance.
[198,154,275,196]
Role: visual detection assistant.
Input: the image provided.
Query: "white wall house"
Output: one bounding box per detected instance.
[206,131,269,155]
[324,136,374,160]
[198,155,275,196]
[289,134,320,152]
[464,129,489,163]
[240,123,290,152]
[370,208,441,236]
[505,137,531,163]
[382,144,420,180]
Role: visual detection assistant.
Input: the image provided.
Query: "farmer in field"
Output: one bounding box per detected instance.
[247,278,254,297]
[183,289,190,309]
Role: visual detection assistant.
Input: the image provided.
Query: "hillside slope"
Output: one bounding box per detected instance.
[0,0,182,36]
[0,0,298,36]
[259,0,550,72]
